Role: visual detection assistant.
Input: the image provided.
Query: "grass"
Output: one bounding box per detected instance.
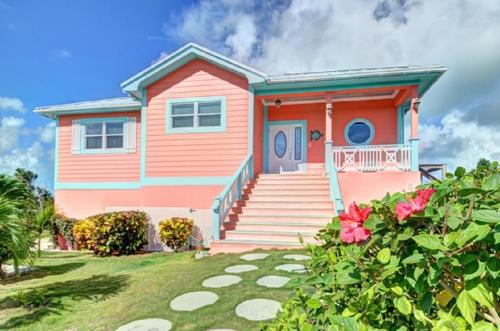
[0,249,307,330]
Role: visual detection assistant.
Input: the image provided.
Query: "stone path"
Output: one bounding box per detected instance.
[275,263,306,273]
[240,253,269,261]
[283,254,311,261]
[235,299,281,321]
[116,318,172,331]
[120,252,307,329]
[256,275,290,288]
[224,264,258,273]
[202,275,242,288]
[170,291,219,311]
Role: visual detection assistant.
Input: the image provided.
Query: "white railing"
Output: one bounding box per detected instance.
[211,154,253,241]
[333,144,411,172]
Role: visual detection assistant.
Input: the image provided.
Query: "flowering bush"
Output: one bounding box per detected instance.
[266,160,499,330]
[158,217,193,252]
[72,218,95,250]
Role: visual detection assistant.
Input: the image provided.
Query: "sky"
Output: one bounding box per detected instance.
[1,0,500,189]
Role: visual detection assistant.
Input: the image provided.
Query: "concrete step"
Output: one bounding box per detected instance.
[224,230,318,243]
[244,201,334,209]
[224,222,323,233]
[248,188,330,195]
[240,206,333,215]
[228,214,333,223]
[256,178,328,185]
[249,195,331,202]
[258,173,326,179]
[251,184,330,191]
[210,239,304,255]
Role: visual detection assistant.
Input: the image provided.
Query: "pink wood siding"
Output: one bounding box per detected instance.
[57,112,141,182]
[332,99,397,146]
[140,186,224,208]
[146,59,249,177]
[268,103,325,163]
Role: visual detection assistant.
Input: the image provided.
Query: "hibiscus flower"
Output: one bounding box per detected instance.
[339,202,372,244]
[395,188,436,221]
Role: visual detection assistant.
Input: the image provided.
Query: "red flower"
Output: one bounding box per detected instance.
[395,188,436,221]
[339,202,372,243]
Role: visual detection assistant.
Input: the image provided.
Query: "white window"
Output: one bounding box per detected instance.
[167,97,226,133]
[83,120,125,151]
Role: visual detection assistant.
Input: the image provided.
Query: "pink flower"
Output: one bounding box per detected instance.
[338,202,372,243]
[395,188,436,221]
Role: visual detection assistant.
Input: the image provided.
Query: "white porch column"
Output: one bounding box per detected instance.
[325,96,333,164]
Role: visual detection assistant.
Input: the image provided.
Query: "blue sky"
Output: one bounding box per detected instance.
[1,0,500,189]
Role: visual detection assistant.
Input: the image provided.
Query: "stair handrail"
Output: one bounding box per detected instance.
[326,143,345,214]
[211,154,253,241]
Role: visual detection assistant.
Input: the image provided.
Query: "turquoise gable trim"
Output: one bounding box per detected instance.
[140,90,147,181]
[268,120,308,165]
[141,176,229,186]
[165,96,227,134]
[53,116,59,189]
[343,118,375,146]
[121,43,266,99]
[262,105,269,173]
[55,181,141,190]
[79,117,128,154]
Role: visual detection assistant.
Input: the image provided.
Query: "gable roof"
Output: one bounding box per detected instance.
[120,42,267,99]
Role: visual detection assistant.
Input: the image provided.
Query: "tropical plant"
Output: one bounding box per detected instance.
[266,160,499,330]
[51,214,77,249]
[33,204,55,257]
[72,219,96,250]
[83,211,148,256]
[0,175,35,279]
[158,217,194,252]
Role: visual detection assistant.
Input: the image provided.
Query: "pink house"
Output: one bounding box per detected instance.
[35,43,446,253]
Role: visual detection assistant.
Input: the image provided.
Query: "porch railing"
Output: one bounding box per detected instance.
[326,142,345,214]
[211,154,253,241]
[333,144,411,172]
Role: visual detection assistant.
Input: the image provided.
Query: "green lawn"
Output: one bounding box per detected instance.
[0,249,306,330]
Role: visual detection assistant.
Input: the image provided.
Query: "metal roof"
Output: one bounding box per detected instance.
[34,97,141,118]
[267,65,447,84]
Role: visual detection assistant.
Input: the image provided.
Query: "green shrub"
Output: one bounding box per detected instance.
[14,289,51,310]
[52,214,77,249]
[90,211,148,256]
[158,217,194,252]
[72,218,95,250]
[267,160,499,330]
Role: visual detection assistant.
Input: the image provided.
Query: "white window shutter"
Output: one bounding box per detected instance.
[71,119,81,154]
[126,116,137,153]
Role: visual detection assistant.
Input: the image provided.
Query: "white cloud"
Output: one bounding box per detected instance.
[169,0,500,168]
[0,141,52,180]
[420,111,500,171]
[0,96,25,113]
[0,116,25,153]
[52,49,72,59]
[39,121,56,143]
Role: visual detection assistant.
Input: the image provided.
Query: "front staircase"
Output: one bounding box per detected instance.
[210,169,335,254]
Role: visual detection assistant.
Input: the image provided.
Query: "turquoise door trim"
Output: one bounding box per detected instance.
[140,89,147,181]
[53,115,59,189]
[262,105,269,173]
[267,120,308,171]
[410,138,420,171]
[397,106,405,144]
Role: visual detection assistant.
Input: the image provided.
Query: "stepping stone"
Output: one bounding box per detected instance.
[283,254,311,261]
[202,275,242,288]
[116,318,172,331]
[275,264,306,273]
[256,275,291,288]
[235,299,281,321]
[170,291,218,311]
[240,253,269,261]
[224,264,258,273]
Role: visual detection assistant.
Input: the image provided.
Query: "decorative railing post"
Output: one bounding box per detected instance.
[326,140,345,214]
[212,197,221,241]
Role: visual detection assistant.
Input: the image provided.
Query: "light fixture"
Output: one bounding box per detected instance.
[413,98,421,112]
[274,99,282,108]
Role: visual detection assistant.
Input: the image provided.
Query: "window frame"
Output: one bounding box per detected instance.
[80,117,128,154]
[166,96,227,134]
[344,118,375,146]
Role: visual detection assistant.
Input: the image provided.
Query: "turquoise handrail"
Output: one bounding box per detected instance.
[211,154,253,241]
[326,143,345,214]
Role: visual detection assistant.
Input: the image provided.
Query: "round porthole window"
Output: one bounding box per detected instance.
[344,118,375,145]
